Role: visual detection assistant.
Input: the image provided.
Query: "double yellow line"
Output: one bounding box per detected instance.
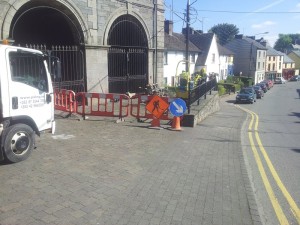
[236,105,300,225]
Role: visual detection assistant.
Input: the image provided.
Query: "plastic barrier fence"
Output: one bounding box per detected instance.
[54,90,176,122]
[130,94,174,121]
[75,92,130,119]
[54,89,76,114]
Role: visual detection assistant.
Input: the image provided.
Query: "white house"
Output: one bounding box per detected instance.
[189,33,221,81]
[218,44,234,81]
[164,20,200,86]
[164,20,234,85]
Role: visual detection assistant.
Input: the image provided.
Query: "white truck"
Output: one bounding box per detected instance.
[0,41,60,163]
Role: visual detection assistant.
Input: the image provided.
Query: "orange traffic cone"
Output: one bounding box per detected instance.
[149,116,162,129]
[170,116,182,131]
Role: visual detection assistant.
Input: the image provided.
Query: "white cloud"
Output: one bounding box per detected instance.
[252,21,276,29]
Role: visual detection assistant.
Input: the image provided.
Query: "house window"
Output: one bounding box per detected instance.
[268,64,270,71]
[258,51,261,58]
[269,56,271,61]
[263,62,265,69]
[212,53,215,63]
[190,53,195,63]
[279,63,281,69]
[164,52,168,65]
[273,56,275,61]
[258,62,260,69]
[272,63,275,71]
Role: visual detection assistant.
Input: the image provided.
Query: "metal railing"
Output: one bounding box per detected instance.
[187,78,217,113]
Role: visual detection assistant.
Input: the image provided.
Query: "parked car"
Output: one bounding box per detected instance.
[253,85,264,99]
[274,77,286,84]
[235,87,257,104]
[260,81,270,90]
[289,75,300,81]
[257,82,268,93]
[263,80,273,88]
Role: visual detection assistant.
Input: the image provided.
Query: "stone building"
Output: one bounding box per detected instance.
[0,0,164,93]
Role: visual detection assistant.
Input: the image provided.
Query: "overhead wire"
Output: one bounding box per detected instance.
[195,9,300,14]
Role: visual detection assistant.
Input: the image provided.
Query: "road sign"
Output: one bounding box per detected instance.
[146,95,169,119]
[169,98,187,117]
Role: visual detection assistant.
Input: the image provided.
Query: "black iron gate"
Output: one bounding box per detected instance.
[108,47,148,93]
[20,44,86,93]
[108,14,148,94]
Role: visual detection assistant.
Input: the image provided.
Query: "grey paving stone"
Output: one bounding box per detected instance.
[0,94,262,225]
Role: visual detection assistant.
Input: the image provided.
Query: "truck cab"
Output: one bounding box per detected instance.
[0,42,59,163]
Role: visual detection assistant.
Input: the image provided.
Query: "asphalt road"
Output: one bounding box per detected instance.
[237,81,300,225]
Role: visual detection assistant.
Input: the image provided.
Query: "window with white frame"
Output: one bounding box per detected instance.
[164,52,168,65]
[212,53,215,63]
[190,53,195,63]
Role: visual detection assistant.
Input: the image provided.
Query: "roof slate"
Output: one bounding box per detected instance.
[266,46,284,56]
[189,33,214,66]
[164,32,200,52]
[217,43,234,56]
[283,54,294,63]
[290,50,300,57]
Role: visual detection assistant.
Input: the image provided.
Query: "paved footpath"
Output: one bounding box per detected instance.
[0,95,262,225]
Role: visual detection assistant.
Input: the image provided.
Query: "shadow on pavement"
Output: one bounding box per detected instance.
[226,100,236,104]
[291,148,300,153]
[289,112,300,119]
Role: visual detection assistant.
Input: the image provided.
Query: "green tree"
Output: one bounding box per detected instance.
[208,23,239,45]
[274,34,292,53]
[289,34,300,43]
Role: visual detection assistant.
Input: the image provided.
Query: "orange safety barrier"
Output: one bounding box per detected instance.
[75,92,130,119]
[130,94,174,122]
[54,89,76,114]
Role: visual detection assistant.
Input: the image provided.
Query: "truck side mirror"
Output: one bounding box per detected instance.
[56,59,62,80]
[51,58,62,80]
[46,94,52,103]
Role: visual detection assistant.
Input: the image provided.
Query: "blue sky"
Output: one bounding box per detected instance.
[164,0,300,47]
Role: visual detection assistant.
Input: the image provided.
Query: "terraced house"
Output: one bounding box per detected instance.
[287,50,300,76]
[224,35,267,84]
[0,0,164,94]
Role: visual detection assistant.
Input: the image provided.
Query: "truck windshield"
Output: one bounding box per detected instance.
[9,51,48,92]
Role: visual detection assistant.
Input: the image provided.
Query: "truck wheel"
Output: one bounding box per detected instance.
[3,124,35,163]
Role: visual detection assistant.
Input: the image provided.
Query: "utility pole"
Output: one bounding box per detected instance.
[153,0,158,84]
[185,0,190,72]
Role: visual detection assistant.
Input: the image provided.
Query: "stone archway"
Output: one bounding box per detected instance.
[7,1,88,92]
[10,5,84,46]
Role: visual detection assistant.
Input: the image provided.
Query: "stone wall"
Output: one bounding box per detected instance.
[182,92,221,127]
[0,0,164,93]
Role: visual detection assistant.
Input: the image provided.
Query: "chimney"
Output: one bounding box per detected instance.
[247,36,255,40]
[195,30,203,34]
[235,34,243,39]
[260,40,267,47]
[182,27,194,35]
[164,20,173,35]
